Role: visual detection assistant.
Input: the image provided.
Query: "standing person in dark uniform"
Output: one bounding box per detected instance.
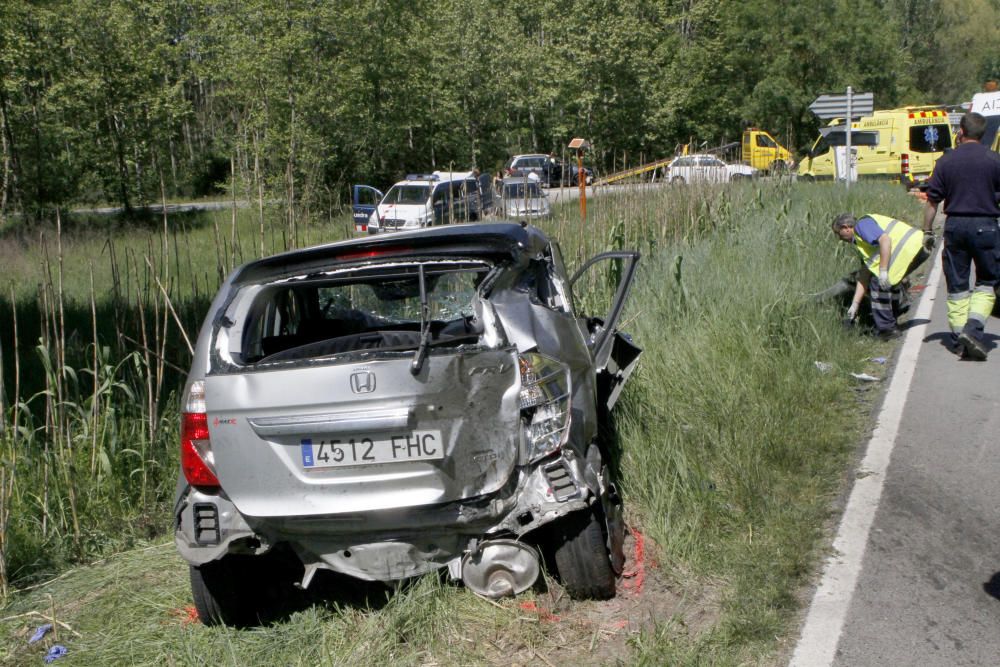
[923,112,1000,360]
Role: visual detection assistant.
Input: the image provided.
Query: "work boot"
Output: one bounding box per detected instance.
[958,332,989,361]
[877,328,901,341]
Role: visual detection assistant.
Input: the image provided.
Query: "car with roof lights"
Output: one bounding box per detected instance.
[357,171,480,234]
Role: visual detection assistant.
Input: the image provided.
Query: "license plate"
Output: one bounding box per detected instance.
[299,430,444,469]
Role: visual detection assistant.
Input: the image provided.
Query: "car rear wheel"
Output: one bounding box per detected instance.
[552,504,617,600]
[191,552,302,627]
[190,557,261,627]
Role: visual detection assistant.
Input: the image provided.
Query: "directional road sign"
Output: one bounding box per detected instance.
[809,92,874,119]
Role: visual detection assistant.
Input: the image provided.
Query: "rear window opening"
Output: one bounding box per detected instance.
[908,124,951,153]
[236,262,491,365]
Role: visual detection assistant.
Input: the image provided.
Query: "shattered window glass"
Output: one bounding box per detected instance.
[239,264,489,363]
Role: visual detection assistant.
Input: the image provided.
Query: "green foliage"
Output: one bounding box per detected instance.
[2,0,997,220]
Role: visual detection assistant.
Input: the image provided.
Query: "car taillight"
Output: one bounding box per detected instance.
[518,353,571,463]
[900,153,910,177]
[181,380,219,489]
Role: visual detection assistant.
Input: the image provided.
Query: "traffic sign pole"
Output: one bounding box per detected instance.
[846,86,853,189]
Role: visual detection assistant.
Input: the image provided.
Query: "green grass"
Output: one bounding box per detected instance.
[0,180,927,664]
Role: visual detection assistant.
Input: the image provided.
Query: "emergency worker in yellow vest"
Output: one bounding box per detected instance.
[832,213,932,339]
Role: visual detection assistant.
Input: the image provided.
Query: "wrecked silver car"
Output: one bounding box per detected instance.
[174,223,640,625]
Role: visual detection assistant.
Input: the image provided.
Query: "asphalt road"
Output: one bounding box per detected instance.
[792,248,1000,665]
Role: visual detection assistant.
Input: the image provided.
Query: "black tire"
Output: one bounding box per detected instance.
[190,557,260,627]
[552,506,617,600]
[190,552,303,627]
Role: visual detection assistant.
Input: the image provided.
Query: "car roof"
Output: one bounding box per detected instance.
[389,170,474,187]
[231,223,550,286]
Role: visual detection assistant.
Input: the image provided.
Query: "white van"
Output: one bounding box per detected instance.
[364,171,480,234]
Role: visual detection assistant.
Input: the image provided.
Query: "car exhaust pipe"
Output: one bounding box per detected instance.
[461,539,540,599]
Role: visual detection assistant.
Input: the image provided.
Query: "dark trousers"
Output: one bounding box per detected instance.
[943,216,1000,291]
[942,216,1000,337]
[867,248,931,332]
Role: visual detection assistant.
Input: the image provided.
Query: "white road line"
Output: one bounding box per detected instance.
[789,253,944,667]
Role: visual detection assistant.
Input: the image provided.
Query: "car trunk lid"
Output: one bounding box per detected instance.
[204,349,520,517]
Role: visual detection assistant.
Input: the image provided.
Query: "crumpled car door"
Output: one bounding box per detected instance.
[569,251,641,411]
[352,185,383,233]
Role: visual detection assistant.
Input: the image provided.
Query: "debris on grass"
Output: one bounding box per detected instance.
[814,361,833,373]
[850,372,880,382]
[869,356,887,364]
[620,528,646,596]
[28,623,52,644]
[43,645,68,663]
[168,605,200,626]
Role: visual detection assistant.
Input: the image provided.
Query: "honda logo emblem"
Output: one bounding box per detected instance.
[350,370,376,394]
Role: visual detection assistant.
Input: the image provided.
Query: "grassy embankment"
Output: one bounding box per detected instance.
[0,181,925,664]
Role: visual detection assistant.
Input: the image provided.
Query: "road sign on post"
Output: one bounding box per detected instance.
[568,137,590,221]
[808,90,874,120]
[809,88,873,188]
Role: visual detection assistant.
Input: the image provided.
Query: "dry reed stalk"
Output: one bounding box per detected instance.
[89,263,99,474]
[171,225,182,300]
[0,464,11,597]
[212,203,225,282]
[105,239,124,353]
[132,257,154,506]
[53,213,79,548]
[134,250,159,506]
[231,154,238,274]
[117,334,186,374]
[254,129,265,257]
[144,256,193,356]
[149,238,167,436]
[55,211,66,396]
[38,276,51,539]
[39,239,78,547]
[9,285,19,469]
[0,302,5,431]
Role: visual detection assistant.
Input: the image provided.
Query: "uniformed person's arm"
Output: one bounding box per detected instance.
[923,200,937,232]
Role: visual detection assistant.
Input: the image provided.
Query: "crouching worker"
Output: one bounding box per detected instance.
[832,213,933,339]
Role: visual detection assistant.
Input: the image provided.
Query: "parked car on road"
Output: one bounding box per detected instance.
[360,171,480,234]
[666,154,757,184]
[505,153,559,187]
[174,223,642,625]
[504,154,594,187]
[497,176,551,220]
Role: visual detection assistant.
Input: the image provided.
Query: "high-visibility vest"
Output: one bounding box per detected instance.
[853,213,923,285]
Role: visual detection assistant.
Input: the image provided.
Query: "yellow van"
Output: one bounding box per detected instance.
[797,107,954,182]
